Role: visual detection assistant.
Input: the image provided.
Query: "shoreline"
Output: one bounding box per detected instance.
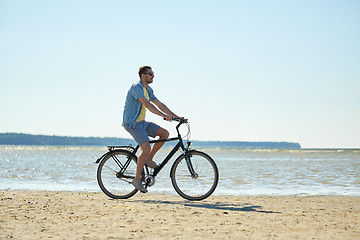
[2,184,360,197]
[1,190,359,239]
[2,187,360,197]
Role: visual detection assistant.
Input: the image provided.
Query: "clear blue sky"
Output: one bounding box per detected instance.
[1,0,359,148]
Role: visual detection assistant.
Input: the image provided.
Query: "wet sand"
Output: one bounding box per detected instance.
[1,190,359,239]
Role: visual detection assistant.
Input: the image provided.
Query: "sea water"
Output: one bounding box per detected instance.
[1,145,359,196]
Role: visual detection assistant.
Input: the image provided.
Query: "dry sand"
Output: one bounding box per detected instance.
[1,190,359,239]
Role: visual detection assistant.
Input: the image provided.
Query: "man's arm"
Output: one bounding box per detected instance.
[152,99,178,118]
[138,97,173,121]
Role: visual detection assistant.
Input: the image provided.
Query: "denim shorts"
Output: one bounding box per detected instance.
[124,121,161,146]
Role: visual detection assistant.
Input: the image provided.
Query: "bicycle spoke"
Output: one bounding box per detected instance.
[103,165,118,174]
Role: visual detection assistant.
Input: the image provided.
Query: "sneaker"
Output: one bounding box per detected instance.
[131,180,148,193]
[146,161,158,169]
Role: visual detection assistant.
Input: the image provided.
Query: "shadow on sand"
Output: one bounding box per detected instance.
[122,198,281,214]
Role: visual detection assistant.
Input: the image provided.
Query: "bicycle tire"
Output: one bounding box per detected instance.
[97,150,139,199]
[170,150,219,201]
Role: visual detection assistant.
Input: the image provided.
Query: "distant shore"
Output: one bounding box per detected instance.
[1,190,359,239]
[0,132,301,149]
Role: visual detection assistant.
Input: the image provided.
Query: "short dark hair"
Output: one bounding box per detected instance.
[138,66,152,78]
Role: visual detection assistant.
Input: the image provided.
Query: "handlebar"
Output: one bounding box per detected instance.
[163,117,188,123]
[162,117,189,139]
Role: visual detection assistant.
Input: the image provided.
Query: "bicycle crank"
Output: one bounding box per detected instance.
[145,175,155,187]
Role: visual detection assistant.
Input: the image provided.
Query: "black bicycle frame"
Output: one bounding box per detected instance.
[97,120,196,179]
[149,137,183,177]
[130,120,194,178]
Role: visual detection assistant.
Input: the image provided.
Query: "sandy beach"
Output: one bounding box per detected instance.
[1,190,359,239]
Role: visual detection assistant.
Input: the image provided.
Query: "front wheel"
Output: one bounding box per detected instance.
[170,150,219,201]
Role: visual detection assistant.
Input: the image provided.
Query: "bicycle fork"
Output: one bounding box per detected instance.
[184,150,198,179]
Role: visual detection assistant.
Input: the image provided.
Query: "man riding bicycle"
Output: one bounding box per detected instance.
[122,66,182,193]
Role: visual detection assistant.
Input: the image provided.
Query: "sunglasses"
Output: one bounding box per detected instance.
[144,72,154,76]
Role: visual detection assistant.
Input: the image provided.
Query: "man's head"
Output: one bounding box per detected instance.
[138,66,154,84]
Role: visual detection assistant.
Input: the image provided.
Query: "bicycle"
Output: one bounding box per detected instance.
[96,118,219,201]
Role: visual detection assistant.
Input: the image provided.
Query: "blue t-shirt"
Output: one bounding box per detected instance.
[122,81,157,128]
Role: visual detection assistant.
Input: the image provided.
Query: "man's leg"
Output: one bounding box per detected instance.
[134,141,151,182]
[147,127,169,162]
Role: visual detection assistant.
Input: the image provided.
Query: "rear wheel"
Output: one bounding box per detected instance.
[170,150,219,201]
[97,150,140,199]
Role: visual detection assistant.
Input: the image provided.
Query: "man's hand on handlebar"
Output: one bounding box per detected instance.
[163,115,173,121]
[163,116,188,123]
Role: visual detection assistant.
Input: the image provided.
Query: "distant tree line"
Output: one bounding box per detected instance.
[191,140,301,149]
[0,133,136,146]
[0,133,301,149]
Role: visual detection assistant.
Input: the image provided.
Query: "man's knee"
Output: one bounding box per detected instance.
[158,128,169,139]
[140,142,151,154]
[163,129,170,139]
